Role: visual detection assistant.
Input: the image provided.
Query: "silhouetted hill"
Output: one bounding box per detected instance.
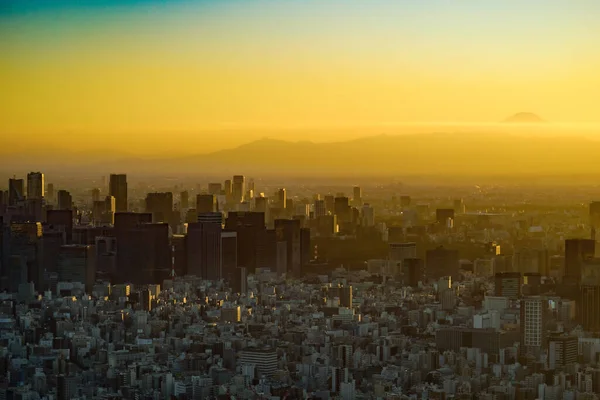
[504,112,545,123]
[3,132,600,180]
[158,132,600,177]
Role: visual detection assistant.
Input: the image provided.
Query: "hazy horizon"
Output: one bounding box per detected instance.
[2,0,600,156]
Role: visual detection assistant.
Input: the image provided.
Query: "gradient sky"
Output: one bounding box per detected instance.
[1,0,600,150]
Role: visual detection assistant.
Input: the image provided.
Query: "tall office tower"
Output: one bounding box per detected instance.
[124,222,171,284]
[389,242,417,262]
[520,297,545,357]
[223,180,232,197]
[436,208,455,225]
[361,204,375,227]
[334,197,351,223]
[57,245,96,292]
[171,234,187,276]
[513,247,549,275]
[255,228,278,270]
[314,199,326,218]
[403,258,424,287]
[565,238,595,283]
[145,192,174,223]
[316,215,337,238]
[400,195,411,208]
[180,191,189,209]
[300,227,311,269]
[93,196,115,225]
[453,198,466,214]
[232,175,245,203]
[208,183,222,195]
[109,174,128,212]
[426,246,460,280]
[324,195,335,215]
[494,272,522,298]
[91,188,101,203]
[46,183,55,202]
[47,209,74,244]
[187,212,223,280]
[353,186,362,206]
[196,194,217,214]
[8,178,24,206]
[579,285,600,332]
[56,190,73,211]
[225,212,266,273]
[274,219,301,276]
[277,188,287,209]
[114,212,152,283]
[254,196,268,213]
[548,333,578,370]
[221,231,238,284]
[26,172,44,200]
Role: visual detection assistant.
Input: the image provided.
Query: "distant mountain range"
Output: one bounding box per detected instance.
[2,130,600,180]
[503,112,545,123]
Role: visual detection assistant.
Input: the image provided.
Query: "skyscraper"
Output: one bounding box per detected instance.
[196,194,217,214]
[232,175,245,203]
[180,191,189,209]
[520,296,545,357]
[91,188,100,203]
[208,183,222,195]
[57,190,73,211]
[187,212,223,280]
[275,219,301,276]
[494,272,522,298]
[109,174,128,212]
[26,172,44,200]
[8,178,24,206]
[565,238,595,283]
[145,192,174,223]
[47,183,55,203]
[352,186,362,206]
[277,188,287,209]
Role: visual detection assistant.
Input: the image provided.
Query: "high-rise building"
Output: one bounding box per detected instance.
[579,285,600,332]
[91,188,101,203]
[93,196,115,225]
[180,191,189,209]
[520,296,545,357]
[27,172,44,200]
[565,238,595,283]
[426,246,460,280]
[47,183,55,203]
[221,231,238,284]
[361,204,375,227]
[225,212,266,273]
[548,333,578,369]
[334,197,351,223]
[277,188,287,209]
[223,180,232,198]
[353,186,362,206]
[403,258,424,287]
[114,212,152,283]
[495,272,522,298]
[400,196,411,208]
[109,174,128,212]
[57,190,73,210]
[187,212,223,280]
[8,178,24,206]
[145,192,174,223]
[196,194,217,214]
[436,208,455,225]
[232,175,245,203]
[47,209,74,244]
[591,202,600,239]
[324,195,335,215]
[254,196,268,213]
[208,183,222,195]
[389,242,417,263]
[275,219,301,276]
[314,199,326,218]
[57,245,96,292]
